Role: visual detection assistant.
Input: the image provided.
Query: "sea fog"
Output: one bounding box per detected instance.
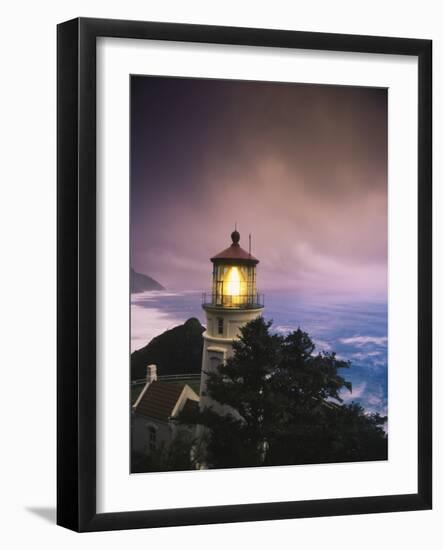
[131,290,387,416]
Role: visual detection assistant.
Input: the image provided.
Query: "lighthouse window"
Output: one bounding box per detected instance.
[217,317,224,335]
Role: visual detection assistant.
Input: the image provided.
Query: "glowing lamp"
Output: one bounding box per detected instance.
[204,229,262,309]
[226,266,241,297]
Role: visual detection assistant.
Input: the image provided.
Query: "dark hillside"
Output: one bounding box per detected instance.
[131,317,204,381]
[131,268,164,292]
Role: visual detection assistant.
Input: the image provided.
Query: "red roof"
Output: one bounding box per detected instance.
[210,230,259,264]
[134,381,184,421]
[211,243,258,264]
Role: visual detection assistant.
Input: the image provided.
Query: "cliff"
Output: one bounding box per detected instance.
[131,268,164,293]
[131,317,204,381]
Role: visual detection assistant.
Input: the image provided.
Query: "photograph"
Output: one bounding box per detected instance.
[129,75,388,473]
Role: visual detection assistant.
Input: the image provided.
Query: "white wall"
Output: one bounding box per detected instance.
[0,0,441,548]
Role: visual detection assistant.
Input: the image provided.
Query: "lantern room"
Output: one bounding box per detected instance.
[202,230,264,309]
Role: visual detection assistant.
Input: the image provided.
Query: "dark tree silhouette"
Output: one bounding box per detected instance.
[178,316,387,468]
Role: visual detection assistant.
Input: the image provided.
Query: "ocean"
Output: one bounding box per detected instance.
[131,290,387,416]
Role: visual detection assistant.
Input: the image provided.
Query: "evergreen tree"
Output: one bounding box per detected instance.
[178,317,387,468]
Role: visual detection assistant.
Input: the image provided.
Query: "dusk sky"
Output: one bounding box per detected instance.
[131,76,387,298]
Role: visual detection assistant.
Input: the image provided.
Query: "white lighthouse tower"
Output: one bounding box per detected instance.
[199,229,264,411]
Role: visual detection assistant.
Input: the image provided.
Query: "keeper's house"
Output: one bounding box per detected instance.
[131,364,199,457]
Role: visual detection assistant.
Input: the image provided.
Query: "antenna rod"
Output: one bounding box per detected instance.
[249,233,252,255]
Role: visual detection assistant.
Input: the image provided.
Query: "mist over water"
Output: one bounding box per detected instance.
[131,290,387,416]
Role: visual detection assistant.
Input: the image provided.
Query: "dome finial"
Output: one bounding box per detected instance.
[231,224,240,245]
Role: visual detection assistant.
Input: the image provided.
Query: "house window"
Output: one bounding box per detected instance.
[217,317,224,335]
[148,426,156,452]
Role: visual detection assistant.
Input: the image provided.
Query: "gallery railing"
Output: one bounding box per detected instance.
[202,292,264,309]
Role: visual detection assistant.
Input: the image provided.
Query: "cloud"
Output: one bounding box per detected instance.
[131,77,387,297]
[340,382,366,400]
[313,339,332,352]
[340,335,387,347]
[273,325,295,335]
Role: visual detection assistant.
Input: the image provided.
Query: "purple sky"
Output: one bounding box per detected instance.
[131,76,387,298]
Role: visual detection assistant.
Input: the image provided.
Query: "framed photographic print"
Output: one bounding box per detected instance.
[57,17,432,532]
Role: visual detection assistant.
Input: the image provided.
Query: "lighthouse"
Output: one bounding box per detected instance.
[199,229,264,411]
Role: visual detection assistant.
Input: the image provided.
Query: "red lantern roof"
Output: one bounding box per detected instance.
[210,230,259,264]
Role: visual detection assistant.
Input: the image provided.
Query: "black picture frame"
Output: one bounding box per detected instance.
[57,17,432,532]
